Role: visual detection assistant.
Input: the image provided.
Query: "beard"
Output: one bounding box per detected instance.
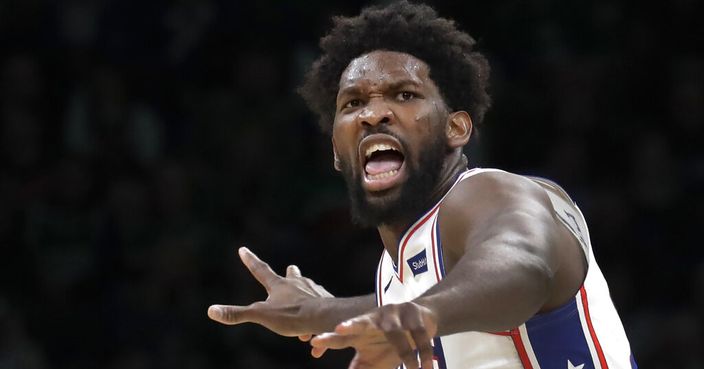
[338,130,449,228]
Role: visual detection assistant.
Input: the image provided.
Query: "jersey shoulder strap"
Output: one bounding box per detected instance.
[527,176,591,263]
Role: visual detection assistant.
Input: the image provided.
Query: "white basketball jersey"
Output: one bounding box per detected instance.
[375,168,637,369]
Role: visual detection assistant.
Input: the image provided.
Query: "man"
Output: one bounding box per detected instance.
[208,2,637,369]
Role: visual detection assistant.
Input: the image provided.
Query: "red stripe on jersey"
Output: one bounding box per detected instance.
[580,286,610,369]
[510,328,534,369]
[398,206,440,283]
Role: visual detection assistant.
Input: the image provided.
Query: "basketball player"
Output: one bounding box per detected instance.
[208,2,638,368]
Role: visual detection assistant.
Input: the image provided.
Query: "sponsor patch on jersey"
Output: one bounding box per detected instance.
[407,249,428,276]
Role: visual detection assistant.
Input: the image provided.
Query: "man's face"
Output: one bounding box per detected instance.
[332,50,451,227]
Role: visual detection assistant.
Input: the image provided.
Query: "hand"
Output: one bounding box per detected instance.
[311,302,438,369]
[208,247,334,337]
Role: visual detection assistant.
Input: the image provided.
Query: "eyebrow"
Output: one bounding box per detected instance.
[387,79,423,91]
[337,79,423,100]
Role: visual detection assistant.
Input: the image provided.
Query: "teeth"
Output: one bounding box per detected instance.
[365,143,397,158]
[367,169,398,180]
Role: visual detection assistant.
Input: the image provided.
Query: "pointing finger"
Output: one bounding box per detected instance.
[310,332,357,350]
[239,247,281,291]
[286,265,302,278]
[207,303,270,326]
[208,304,253,325]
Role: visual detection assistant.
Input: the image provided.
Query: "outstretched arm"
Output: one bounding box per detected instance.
[416,172,563,335]
[312,172,584,369]
[208,247,376,336]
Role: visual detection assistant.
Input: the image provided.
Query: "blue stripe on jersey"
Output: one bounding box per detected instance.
[630,353,638,368]
[525,298,596,369]
[434,219,447,278]
[432,337,448,369]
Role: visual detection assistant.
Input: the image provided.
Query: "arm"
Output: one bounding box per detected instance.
[208,247,376,336]
[417,171,562,334]
[312,172,584,369]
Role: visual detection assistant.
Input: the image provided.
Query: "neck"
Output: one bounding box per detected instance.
[377,152,468,265]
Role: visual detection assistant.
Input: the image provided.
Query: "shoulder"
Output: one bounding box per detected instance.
[437,169,559,264]
[442,169,554,219]
[437,169,588,307]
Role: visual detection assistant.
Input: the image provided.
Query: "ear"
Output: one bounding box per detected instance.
[446,111,472,149]
[332,138,342,172]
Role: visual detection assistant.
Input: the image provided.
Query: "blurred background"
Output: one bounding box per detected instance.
[0,0,702,368]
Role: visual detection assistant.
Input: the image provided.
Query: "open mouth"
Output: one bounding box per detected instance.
[360,135,406,192]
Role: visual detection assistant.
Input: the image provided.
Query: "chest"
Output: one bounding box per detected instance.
[376,209,445,306]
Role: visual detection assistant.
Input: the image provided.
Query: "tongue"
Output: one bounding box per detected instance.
[365,152,403,175]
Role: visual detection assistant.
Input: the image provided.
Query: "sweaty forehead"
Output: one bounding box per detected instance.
[339,50,431,90]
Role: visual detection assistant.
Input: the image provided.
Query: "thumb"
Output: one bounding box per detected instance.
[208,304,255,325]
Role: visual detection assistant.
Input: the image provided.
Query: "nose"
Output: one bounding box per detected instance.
[357,97,392,127]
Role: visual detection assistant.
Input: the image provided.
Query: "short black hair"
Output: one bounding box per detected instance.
[299,1,491,134]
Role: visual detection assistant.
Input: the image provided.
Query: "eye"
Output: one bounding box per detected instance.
[344,99,362,109]
[397,91,416,101]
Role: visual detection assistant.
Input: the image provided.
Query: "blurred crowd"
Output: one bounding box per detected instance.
[0,1,702,368]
